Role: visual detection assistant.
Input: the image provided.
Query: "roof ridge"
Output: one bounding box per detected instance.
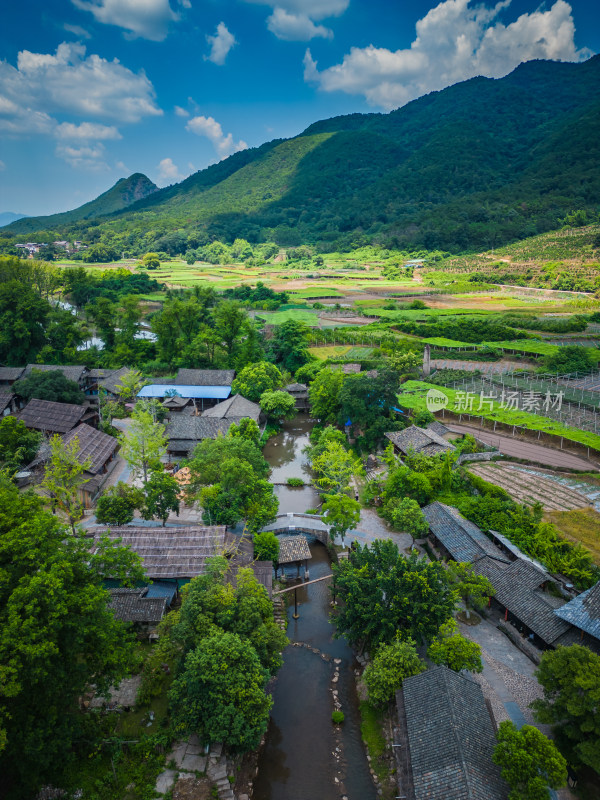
[440,667,479,800]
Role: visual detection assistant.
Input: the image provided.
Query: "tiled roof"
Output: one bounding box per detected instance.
[62,423,119,474]
[554,581,600,641]
[174,368,235,386]
[19,398,85,433]
[403,666,508,800]
[278,535,312,564]
[98,366,136,395]
[108,588,167,623]
[385,424,456,456]
[427,420,451,437]
[167,415,232,450]
[0,367,25,382]
[285,383,308,393]
[89,526,231,579]
[422,502,510,564]
[24,364,86,383]
[162,395,190,408]
[0,392,14,413]
[202,394,261,422]
[476,557,571,645]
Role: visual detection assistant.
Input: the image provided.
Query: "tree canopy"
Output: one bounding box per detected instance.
[13,369,85,405]
[493,721,567,800]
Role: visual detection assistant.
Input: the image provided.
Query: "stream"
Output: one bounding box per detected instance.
[253,417,377,800]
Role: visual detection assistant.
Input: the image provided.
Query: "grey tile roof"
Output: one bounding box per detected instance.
[385,425,456,456]
[19,398,85,433]
[0,367,25,382]
[62,423,119,474]
[285,383,308,394]
[403,666,508,800]
[0,392,15,413]
[422,502,510,564]
[108,588,167,623]
[427,420,451,437]
[24,364,86,383]
[476,557,571,645]
[278,535,312,564]
[202,394,261,422]
[89,526,231,579]
[174,368,235,386]
[167,415,233,451]
[98,366,136,395]
[554,581,600,642]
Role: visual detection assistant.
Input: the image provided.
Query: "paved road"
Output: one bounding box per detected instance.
[447,423,599,472]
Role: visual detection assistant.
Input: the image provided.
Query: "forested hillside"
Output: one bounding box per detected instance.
[5,55,600,253]
[6,173,158,234]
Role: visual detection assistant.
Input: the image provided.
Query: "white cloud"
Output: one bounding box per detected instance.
[0,160,5,171]
[55,141,109,170]
[244,0,348,21]
[304,0,593,109]
[185,115,248,158]
[157,157,185,182]
[267,9,332,41]
[0,42,162,129]
[205,22,237,65]
[63,23,92,39]
[55,121,122,140]
[174,105,190,117]
[71,0,186,41]
[243,0,348,39]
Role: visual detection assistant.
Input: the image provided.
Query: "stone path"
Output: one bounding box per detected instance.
[337,508,412,551]
[155,740,234,800]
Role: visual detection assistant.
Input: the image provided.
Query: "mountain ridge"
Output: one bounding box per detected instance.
[5,55,600,252]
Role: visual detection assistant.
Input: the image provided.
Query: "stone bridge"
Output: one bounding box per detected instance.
[261,513,330,546]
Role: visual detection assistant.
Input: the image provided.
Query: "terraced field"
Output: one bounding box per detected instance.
[468,463,591,511]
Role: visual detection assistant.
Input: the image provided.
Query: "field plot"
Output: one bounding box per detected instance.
[342,347,374,359]
[431,359,532,375]
[468,463,590,511]
[308,346,351,360]
[545,508,600,566]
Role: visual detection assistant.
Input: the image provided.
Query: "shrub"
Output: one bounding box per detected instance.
[287,477,305,487]
[331,711,345,724]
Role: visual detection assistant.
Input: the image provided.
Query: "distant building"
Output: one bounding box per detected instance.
[0,392,16,417]
[0,367,25,388]
[284,382,309,411]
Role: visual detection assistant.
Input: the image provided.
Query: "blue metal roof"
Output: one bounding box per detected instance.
[138,384,231,399]
[146,581,177,605]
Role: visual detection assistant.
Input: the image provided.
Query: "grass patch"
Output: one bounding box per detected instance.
[257,308,321,326]
[545,508,600,566]
[398,380,600,452]
[359,700,391,787]
[308,345,351,359]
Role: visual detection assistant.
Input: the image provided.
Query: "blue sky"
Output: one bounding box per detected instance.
[0,0,597,217]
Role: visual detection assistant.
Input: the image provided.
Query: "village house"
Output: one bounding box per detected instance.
[385,423,456,458]
[23,363,88,389]
[0,392,18,417]
[0,367,25,388]
[18,398,88,434]
[398,666,508,800]
[284,382,310,411]
[27,422,120,507]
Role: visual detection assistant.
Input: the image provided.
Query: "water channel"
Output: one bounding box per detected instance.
[254,416,377,800]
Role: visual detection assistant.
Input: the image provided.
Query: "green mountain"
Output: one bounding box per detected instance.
[8,56,600,251]
[6,173,158,235]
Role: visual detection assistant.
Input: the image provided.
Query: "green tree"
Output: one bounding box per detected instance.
[86,296,117,350]
[119,404,167,485]
[13,369,85,405]
[532,645,600,773]
[213,299,246,365]
[383,465,433,506]
[332,542,456,651]
[308,367,344,421]
[142,252,161,269]
[0,417,41,474]
[200,460,277,532]
[0,479,144,797]
[187,434,270,489]
[228,417,261,446]
[95,481,143,526]
[232,361,283,402]
[382,497,428,546]
[322,493,361,543]
[141,471,180,525]
[363,639,425,708]
[114,368,144,402]
[253,531,279,563]
[493,721,567,800]
[312,440,361,494]
[268,319,311,372]
[543,345,593,375]
[0,280,50,364]
[427,619,483,672]
[448,562,495,619]
[169,631,272,751]
[259,389,296,421]
[337,368,401,447]
[41,435,91,532]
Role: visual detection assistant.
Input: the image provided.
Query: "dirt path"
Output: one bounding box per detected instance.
[446,423,599,471]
